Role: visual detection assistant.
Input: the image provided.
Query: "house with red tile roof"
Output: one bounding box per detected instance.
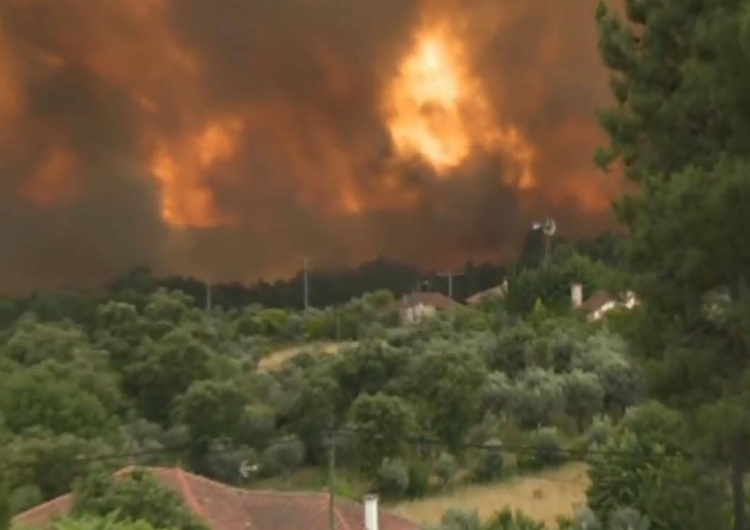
[12,467,419,530]
[391,292,460,325]
[465,280,508,307]
[570,283,638,322]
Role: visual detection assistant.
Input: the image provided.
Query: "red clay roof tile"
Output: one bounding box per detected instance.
[13,467,420,530]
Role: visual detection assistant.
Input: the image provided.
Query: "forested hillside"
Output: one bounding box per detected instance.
[6,0,750,526]
[0,233,727,530]
[0,231,622,334]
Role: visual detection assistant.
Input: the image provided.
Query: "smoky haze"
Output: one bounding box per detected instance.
[0,0,619,292]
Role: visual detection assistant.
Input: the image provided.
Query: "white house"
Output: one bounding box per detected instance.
[466,280,509,306]
[393,291,460,325]
[571,283,638,322]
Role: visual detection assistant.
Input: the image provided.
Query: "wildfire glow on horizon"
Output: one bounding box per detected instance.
[0,0,620,291]
[384,22,536,190]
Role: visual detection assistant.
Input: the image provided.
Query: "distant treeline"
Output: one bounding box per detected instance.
[0,230,623,327]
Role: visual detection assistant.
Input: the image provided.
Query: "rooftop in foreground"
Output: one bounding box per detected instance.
[13,466,419,530]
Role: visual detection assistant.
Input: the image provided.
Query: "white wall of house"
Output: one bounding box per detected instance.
[587,295,639,322]
[400,303,437,324]
[587,300,617,322]
[623,291,637,309]
[571,283,583,308]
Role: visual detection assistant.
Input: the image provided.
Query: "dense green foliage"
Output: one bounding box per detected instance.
[424,505,654,530]
[17,513,174,530]
[0,231,620,327]
[72,470,206,530]
[0,234,650,525]
[595,0,750,528]
[7,0,750,528]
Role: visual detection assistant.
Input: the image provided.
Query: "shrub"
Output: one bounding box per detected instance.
[434,452,457,488]
[425,508,481,530]
[259,437,304,480]
[376,458,409,498]
[585,415,614,449]
[0,478,9,530]
[484,507,545,530]
[517,427,565,471]
[48,513,174,530]
[406,460,430,498]
[203,440,256,484]
[474,439,504,483]
[332,476,361,501]
[71,469,206,530]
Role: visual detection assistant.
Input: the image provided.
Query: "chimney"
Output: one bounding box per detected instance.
[364,494,379,530]
[571,283,583,309]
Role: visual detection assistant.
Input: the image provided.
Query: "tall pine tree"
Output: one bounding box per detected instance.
[596,1,750,529]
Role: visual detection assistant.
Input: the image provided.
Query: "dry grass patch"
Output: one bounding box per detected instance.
[258,341,357,371]
[391,463,589,528]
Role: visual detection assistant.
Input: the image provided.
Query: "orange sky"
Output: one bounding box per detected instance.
[0,0,621,291]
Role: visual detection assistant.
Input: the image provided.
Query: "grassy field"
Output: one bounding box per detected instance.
[391,463,589,528]
[257,341,357,371]
[257,342,589,527]
[249,462,588,527]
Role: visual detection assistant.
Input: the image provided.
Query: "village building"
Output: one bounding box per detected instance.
[465,279,509,306]
[391,291,460,325]
[13,466,419,530]
[571,283,638,322]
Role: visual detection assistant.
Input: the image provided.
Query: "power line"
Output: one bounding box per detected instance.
[72,434,301,464]
[63,427,708,467]
[332,425,713,464]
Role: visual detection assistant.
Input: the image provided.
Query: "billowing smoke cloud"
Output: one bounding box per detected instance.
[0,0,619,292]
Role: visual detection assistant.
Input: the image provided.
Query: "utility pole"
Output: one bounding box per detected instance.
[205,280,212,312]
[438,270,464,299]
[327,425,337,530]
[299,256,312,310]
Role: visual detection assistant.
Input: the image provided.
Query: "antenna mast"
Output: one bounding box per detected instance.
[542,218,557,268]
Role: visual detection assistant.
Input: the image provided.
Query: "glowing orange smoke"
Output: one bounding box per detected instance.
[383,22,536,189]
[150,117,243,228]
[18,147,78,208]
[0,21,24,138]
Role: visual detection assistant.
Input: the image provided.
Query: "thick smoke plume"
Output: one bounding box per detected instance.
[0,0,619,291]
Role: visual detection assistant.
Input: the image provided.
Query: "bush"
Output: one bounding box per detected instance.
[585,415,614,449]
[203,441,257,484]
[517,427,565,471]
[332,476,361,501]
[608,507,650,530]
[0,478,9,530]
[6,484,42,515]
[556,506,601,530]
[71,469,206,530]
[376,458,409,498]
[465,413,503,446]
[434,452,457,488]
[406,460,430,498]
[48,513,173,530]
[587,427,727,530]
[474,439,504,483]
[426,508,481,530]
[259,437,304,480]
[484,507,545,530]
